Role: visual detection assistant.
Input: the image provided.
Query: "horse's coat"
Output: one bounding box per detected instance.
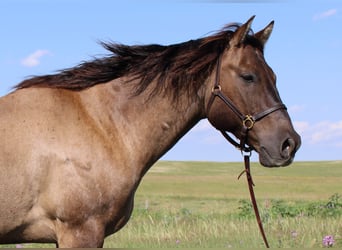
[0,17,300,247]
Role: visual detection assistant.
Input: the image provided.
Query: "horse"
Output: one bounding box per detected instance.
[0,16,300,247]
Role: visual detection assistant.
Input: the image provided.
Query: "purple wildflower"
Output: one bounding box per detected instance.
[323,235,335,247]
[291,230,298,238]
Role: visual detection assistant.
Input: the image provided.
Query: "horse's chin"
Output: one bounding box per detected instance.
[258,147,294,168]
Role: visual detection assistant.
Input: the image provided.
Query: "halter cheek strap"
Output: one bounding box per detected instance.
[207,54,286,152]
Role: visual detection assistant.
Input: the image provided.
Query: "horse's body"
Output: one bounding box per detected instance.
[0,17,300,247]
[0,82,196,247]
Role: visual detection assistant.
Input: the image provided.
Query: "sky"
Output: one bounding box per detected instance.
[0,0,341,162]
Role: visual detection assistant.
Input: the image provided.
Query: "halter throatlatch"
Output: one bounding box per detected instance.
[207,55,287,248]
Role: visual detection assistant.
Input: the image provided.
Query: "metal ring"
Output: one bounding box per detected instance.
[243,115,255,130]
[241,148,252,157]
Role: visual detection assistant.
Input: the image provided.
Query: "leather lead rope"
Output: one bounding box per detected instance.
[238,154,270,248]
[206,54,283,248]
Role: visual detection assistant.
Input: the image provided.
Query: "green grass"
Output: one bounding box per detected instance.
[2,161,342,248]
[103,160,342,248]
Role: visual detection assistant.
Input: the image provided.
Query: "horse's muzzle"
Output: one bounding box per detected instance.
[258,133,301,167]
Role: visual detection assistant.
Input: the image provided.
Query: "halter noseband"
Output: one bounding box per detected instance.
[207,54,287,153]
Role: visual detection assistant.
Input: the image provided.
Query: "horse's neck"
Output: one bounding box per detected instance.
[80,79,206,176]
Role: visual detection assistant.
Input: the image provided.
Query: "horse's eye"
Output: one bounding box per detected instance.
[240,73,255,83]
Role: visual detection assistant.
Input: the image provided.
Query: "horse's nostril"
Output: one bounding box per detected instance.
[281,138,295,158]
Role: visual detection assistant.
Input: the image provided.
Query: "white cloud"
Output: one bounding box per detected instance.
[293,121,309,134]
[192,119,342,148]
[21,49,51,67]
[294,120,342,146]
[188,120,224,145]
[288,104,305,115]
[313,9,337,21]
[192,120,212,132]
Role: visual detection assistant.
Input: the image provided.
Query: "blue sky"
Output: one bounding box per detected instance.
[0,0,341,162]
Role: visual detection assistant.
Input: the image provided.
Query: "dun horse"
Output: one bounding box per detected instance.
[0,17,300,247]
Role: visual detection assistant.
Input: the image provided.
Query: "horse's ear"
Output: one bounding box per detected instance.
[255,20,274,47]
[230,15,255,47]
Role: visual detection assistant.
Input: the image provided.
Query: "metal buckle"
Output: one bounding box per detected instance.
[241,149,252,157]
[243,115,255,130]
[211,84,221,94]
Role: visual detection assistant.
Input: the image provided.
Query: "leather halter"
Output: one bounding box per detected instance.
[207,54,287,248]
[207,54,287,152]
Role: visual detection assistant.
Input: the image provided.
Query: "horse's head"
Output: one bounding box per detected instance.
[206,16,301,167]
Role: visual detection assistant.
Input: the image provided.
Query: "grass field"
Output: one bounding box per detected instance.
[2,161,342,248]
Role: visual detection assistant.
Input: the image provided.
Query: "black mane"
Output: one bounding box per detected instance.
[15,24,260,98]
